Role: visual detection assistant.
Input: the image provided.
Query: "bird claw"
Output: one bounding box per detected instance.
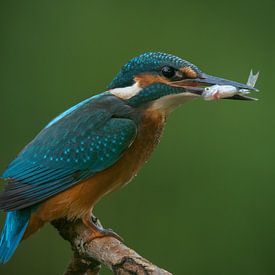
[82,214,124,244]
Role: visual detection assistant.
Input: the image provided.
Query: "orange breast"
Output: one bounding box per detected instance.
[30,109,166,226]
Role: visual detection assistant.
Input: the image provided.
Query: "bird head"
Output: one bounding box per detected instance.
[109,52,256,112]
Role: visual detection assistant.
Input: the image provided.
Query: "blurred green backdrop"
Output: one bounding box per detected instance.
[0,1,274,274]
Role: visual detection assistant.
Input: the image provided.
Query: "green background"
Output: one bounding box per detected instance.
[0,1,274,274]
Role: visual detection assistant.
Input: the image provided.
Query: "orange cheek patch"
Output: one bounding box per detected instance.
[134,74,169,88]
[180,67,198,79]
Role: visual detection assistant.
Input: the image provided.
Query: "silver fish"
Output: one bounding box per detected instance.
[202,70,259,101]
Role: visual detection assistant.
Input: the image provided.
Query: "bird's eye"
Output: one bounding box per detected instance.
[161,66,176,79]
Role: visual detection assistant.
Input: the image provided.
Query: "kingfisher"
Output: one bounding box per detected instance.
[0,52,256,263]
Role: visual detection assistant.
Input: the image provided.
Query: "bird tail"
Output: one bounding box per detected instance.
[0,209,30,264]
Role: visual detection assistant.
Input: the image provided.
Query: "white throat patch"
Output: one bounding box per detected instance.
[109,82,142,99]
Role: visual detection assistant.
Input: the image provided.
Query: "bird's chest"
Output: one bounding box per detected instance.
[119,109,166,183]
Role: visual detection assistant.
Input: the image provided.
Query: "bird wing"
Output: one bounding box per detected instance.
[0,93,137,211]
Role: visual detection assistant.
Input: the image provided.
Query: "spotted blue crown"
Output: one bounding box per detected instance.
[108,52,201,89]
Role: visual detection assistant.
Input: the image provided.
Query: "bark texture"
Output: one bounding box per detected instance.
[52,218,172,275]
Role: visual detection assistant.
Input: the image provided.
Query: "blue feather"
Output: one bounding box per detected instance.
[44,94,102,129]
[0,209,30,263]
[0,93,137,211]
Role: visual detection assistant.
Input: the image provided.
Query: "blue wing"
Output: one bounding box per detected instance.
[0,93,137,211]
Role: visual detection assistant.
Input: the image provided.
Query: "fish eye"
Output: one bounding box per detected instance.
[161,66,176,79]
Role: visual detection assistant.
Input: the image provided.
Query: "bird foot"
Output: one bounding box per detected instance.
[82,214,123,243]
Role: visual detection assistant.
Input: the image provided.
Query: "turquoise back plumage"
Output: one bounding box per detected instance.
[0,93,137,211]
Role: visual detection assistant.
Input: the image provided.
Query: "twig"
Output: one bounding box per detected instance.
[52,218,172,275]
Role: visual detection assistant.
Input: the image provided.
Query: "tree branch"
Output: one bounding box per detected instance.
[52,218,172,275]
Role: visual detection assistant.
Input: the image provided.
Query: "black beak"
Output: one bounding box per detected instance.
[197,73,258,91]
[173,72,258,100]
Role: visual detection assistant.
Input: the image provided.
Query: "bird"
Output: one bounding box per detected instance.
[0,52,256,263]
